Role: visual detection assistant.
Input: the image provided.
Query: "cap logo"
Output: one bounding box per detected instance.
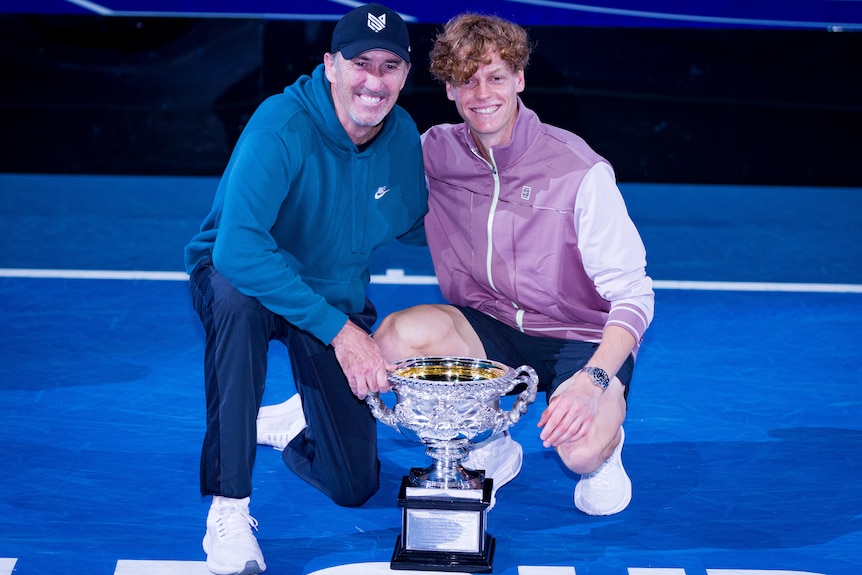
[367,12,387,33]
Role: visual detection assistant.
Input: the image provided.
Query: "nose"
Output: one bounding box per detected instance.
[363,68,386,91]
[474,79,491,98]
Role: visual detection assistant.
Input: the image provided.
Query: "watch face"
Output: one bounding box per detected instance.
[585,367,609,389]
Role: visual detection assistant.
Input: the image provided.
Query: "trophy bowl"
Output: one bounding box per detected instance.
[366,356,538,489]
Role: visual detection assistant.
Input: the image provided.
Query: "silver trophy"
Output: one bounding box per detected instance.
[366,356,538,573]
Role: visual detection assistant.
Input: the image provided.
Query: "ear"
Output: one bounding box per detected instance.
[445,82,456,102]
[515,69,525,94]
[323,52,336,83]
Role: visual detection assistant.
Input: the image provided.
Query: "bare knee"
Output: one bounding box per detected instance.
[557,430,621,474]
[375,304,472,362]
[558,443,600,475]
[375,305,446,361]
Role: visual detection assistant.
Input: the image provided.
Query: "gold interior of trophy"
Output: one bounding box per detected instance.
[394,364,505,382]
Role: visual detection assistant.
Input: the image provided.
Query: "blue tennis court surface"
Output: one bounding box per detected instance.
[1,174,860,574]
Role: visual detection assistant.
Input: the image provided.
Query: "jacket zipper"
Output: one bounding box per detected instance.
[485,149,500,293]
[478,148,526,332]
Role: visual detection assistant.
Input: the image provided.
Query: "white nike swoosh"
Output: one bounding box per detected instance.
[374,186,390,199]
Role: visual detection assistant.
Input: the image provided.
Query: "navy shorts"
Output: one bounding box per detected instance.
[456,306,634,403]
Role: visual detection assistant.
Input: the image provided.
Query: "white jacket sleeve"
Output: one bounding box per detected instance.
[574,162,654,342]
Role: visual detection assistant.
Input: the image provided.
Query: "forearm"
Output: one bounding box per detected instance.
[584,325,637,379]
[550,325,635,403]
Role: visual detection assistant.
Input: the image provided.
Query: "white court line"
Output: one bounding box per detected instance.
[1,268,861,293]
[112,562,579,575]
[706,570,826,575]
[109,564,829,575]
[307,562,452,574]
[0,269,189,281]
[0,558,17,575]
[650,279,862,294]
[520,566,577,574]
[114,560,210,574]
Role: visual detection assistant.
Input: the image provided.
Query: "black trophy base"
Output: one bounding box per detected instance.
[390,472,496,572]
[390,533,496,573]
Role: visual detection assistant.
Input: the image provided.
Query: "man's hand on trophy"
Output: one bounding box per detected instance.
[331,319,394,399]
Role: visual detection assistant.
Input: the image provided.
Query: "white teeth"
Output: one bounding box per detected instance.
[474,106,498,114]
[359,94,384,104]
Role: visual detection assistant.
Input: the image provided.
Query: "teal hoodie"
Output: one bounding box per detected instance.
[185,64,428,345]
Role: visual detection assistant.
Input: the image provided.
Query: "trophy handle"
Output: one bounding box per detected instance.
[365,391,399,429]
[500,365,539,429]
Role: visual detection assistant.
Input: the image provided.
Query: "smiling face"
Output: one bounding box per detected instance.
[324,49,411,146]
[446,50,525,161]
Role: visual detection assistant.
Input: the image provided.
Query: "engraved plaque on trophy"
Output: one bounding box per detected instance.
[366,356,538,572]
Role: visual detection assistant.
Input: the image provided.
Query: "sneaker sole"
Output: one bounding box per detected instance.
[202,534,267,575]
[206,559,265,575]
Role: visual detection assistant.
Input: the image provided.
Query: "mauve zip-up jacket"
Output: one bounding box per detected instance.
[422,101,654,353]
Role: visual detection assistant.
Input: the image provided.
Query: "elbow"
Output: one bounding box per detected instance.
[211,240,244,281]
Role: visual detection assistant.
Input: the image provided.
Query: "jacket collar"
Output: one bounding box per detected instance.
[458,98,540,169]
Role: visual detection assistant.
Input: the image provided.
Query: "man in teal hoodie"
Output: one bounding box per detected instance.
[184,5,427,574]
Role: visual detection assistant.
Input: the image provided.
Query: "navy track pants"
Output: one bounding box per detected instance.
[189,260,379,507]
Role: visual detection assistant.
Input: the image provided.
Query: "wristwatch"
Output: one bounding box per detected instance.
[580,366,610,391]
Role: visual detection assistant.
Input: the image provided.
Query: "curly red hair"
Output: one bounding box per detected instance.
[429,13,532,86]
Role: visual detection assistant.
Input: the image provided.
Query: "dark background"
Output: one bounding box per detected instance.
[1,14,860,186]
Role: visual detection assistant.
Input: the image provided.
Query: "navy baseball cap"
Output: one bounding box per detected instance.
[331,3,411,63]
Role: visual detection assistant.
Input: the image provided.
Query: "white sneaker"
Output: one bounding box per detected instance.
[202,496,266,575]
[462,431,523,509]
[257,394,306,451]
[574,427,632,516]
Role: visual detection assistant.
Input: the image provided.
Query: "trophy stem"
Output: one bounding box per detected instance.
[407,439,484,489]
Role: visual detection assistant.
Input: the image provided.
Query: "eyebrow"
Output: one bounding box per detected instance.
[463,65,509,81]
[483,65,511,75]
[352,54,405,66]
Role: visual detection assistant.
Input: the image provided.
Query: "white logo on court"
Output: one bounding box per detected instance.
[367,12,386,33]
[374,186,391,199]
